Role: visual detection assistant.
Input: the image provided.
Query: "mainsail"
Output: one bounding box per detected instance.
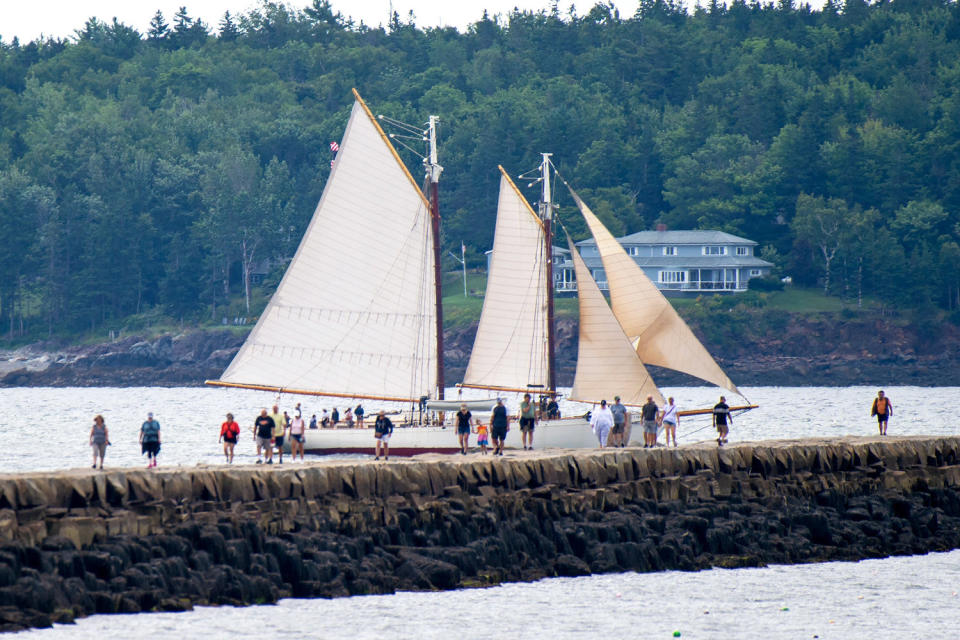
[461,168,550,392]
[568,187,741,397]
[210,92,437,402]
[567,237,663,406]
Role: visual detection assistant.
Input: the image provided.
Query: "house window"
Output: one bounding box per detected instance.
[662,246,676,256]
[659,270,687,283]
[627,246,639,256]
[702,246,726,255]
[750,269,762,276]
[736,247,750,256]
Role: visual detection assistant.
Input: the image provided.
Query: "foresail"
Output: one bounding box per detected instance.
[568,188,741,397]
[217,96,436,402]
[567,238,663,406]
[462,169,550,391]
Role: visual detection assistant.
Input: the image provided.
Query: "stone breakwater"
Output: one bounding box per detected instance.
[2,436,960,632]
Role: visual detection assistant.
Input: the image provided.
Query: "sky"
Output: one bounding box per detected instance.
[0,0,638,43]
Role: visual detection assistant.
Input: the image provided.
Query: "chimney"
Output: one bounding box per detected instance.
[655,223,667,232]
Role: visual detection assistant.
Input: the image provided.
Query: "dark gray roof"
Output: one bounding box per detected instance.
[559,255,774,269]
[577,230,758,247]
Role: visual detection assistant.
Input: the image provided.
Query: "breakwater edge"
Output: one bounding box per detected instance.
[2,436,960,632]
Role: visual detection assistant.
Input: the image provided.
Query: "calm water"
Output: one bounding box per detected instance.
[2,385,957,638]
[0,385,954,473]
[17,550,960,639]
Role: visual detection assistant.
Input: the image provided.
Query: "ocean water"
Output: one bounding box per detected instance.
[0,385,954,473]
[18,550,960,639]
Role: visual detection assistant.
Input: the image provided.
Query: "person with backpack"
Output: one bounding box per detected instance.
[219,412,240,463]
[871,390,893,435]
[140,412,162,468]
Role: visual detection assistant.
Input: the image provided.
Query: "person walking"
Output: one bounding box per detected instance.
[269,405,285,464]
[590,400,614,448]
[491,398,509,456]
[871,390,893,435]
[641,396,659,448]
[661,398,679,447]
[519,393,537,450]
[474,421,490,455]
[713,396,732,446]
[254,409,275,464]
[456,404,472,455]
[289,411,306,461]
[219,413,240,463]
[89,415,109,470]
[374,410,393,460]
[140,412,161,468]
[609,396,628,448]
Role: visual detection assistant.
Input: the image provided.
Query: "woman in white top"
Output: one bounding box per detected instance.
[590,400,615,448]
[289,414,306,461]
[661,397,679,447]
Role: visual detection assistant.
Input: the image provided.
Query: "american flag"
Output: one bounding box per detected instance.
[330,141,340,152]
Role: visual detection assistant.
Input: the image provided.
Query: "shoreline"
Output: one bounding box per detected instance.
[1,437,960,631]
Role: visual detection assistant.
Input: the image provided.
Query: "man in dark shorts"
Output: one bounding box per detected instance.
[713,396,732,446]
[519,393,536,450]
[140,411,162,468]
[610,396,628,448]
[641,396,659,448]
[254,409,275,464]
[491,398,509,456]
[374,410,393,460]
[871,390,892,435]
[456,404,472,455]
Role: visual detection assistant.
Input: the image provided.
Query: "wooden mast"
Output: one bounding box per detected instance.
[427,115,445,400]
[539,153,557,395]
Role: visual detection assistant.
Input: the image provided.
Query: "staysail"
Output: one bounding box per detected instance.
[210,92,437,402]
[461,168,550,393]
[568,187,741,397]
[567,237,663,406]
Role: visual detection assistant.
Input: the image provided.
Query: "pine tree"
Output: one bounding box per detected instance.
[147,10,169,41]
[219,11,239,41]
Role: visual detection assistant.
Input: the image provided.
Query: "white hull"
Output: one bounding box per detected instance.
[294,417,634,456]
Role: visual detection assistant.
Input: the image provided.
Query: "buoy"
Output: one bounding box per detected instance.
[673,632,681,638]
[781,607,790,612]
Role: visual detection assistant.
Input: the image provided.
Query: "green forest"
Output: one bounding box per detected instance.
[1,0,960,340]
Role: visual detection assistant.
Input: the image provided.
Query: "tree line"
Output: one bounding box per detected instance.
[1,0,959,339]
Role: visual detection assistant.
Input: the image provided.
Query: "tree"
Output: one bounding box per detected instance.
[791,193,849,295]
[218,12,239,41]
[147,11,169,42]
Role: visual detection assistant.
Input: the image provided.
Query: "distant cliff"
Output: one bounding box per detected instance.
[1,311,958,388]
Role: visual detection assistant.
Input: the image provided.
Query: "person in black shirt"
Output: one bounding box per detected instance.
[456,404,473,455]
[254,409,276,464]
[491,398,509,456]
[713,396,732,446]
[374,410,394,460]
[641,396,659,448]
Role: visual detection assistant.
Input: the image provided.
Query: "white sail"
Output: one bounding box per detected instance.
[216,95,436,402]
[568,188,741,397]
[462,169,550,392]
[567,238,663,406]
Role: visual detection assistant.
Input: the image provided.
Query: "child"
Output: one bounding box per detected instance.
[473,422,490,455]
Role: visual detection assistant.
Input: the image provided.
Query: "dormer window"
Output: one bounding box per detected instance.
[702,246,726,256]
[662,246,676,256]
[736,246,750,256]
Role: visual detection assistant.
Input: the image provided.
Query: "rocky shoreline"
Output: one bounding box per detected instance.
[0,437,959,632]
[1,317,959,388]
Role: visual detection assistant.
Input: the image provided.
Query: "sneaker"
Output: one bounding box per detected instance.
[384,455,389,460]
[267,459,273,464]
[92,464,97,469]
[256,459,263,464]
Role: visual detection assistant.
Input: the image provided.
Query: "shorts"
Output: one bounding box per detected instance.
[611,423,624,434]
[274,436,285,448]
[223,435,237,444]
[492,425,507,441]
[643,420,658,435]
[256,436,272,449]
[376,432,391,443]
[457,425,471,435]
[662,420,676,428]
[291,434,303,443]
[142,441,160,456]
[520,417,535,432]
[91,442,107,457]
[877,413,889,423]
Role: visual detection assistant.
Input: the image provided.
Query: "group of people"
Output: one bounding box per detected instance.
[589,396,683,449]
[88,411,162,469]
[229,403,307,465]
[310,404,366,429]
